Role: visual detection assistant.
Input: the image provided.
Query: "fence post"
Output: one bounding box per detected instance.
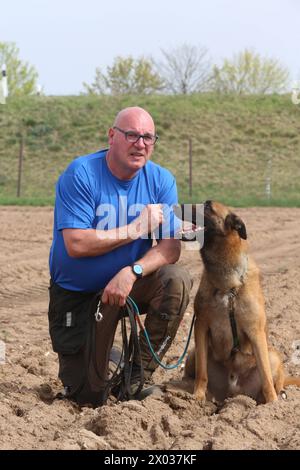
[17,133,24,198]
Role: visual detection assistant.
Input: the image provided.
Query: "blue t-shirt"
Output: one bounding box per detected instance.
[49,149,180,292]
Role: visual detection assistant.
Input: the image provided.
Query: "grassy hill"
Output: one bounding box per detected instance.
[0,94,299,206]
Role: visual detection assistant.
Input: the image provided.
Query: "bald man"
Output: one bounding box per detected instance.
[48,107,191,407]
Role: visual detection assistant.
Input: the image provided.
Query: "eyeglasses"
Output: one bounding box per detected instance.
[113,126,158,146]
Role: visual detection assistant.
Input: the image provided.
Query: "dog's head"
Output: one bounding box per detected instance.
[174,200,247,243]
[203,200,247,242]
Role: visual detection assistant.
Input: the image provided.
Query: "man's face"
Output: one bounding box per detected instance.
[108,112,155,177]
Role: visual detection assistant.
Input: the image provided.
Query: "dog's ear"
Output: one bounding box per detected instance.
[225,213,247,240]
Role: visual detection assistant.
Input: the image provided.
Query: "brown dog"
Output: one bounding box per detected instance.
[177,201,300,404]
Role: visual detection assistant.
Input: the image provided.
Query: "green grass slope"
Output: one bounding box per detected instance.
[0,94,299,206]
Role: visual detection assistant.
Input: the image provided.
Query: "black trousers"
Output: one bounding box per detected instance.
[48,265,192,407]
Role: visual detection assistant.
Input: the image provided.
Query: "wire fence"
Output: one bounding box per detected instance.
[1,133,299,206]
[1,95,299,205]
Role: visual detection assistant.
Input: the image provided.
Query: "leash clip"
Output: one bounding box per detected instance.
[95,299,103,322]
[228,288,237,299]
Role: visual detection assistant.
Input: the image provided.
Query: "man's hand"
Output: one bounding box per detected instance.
[129,204,164,239]
[101,266,137,307]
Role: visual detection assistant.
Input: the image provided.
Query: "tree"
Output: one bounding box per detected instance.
[212,49,290,95]
[83,56,164,95]
[158,44,212,94]
[0,42,39,96]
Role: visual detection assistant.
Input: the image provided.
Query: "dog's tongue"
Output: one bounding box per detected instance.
[181,221,204,234]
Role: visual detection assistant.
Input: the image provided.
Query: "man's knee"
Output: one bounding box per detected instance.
[143,264,192,328]
[157,264,193,306]
[158,264,192,286]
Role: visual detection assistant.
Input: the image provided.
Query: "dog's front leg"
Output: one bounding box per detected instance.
[251,331,278,403]
[194,316,209,402]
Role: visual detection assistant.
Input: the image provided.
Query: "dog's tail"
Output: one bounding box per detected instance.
[284,376,300,387]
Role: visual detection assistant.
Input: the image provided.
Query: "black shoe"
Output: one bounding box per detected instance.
[108,346,123,379]
[110,360,146,399]
[134,384,163,400]
[128,362,144,396]
[110,346,123,367]
[128,365,163,399]
[109,350,159,400]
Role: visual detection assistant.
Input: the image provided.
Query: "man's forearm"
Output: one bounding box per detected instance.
[134,239,181,277]
[63,225,137,257]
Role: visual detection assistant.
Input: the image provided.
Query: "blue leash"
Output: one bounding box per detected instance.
[127,296,195,370]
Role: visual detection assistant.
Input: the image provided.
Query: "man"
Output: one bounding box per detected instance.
[48,106,191,407]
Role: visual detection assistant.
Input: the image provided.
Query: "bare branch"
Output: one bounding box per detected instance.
[158,44,212,94]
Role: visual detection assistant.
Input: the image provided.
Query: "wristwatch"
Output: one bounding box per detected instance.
[131,263,143,279]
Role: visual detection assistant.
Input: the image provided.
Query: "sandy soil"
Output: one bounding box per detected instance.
[0,206,300,450]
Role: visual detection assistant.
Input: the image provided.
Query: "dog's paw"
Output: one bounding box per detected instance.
[194,389,206,404]
[264,392,278,403]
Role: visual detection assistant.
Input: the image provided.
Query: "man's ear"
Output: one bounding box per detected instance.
[108,127,114,145]
[225,213,247,240]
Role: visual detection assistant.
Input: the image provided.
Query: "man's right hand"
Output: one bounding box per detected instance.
[101,266,137,306]
[129,204,164,239]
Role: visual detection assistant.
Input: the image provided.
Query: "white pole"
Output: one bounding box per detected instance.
[2,64,8,98]
[0,81,4,104]
[0,64,5,104]
[265,156,272,200]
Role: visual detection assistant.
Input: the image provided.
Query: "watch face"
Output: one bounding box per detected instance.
[133,264,143,276]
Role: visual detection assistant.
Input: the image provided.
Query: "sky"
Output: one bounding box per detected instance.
[1,0,300,95]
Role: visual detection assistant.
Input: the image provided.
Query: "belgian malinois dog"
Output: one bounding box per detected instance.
[176,201,300,404]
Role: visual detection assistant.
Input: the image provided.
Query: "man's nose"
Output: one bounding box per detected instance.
[134,136,146,148]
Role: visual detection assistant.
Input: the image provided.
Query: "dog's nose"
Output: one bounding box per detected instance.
[204,200,212,210]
